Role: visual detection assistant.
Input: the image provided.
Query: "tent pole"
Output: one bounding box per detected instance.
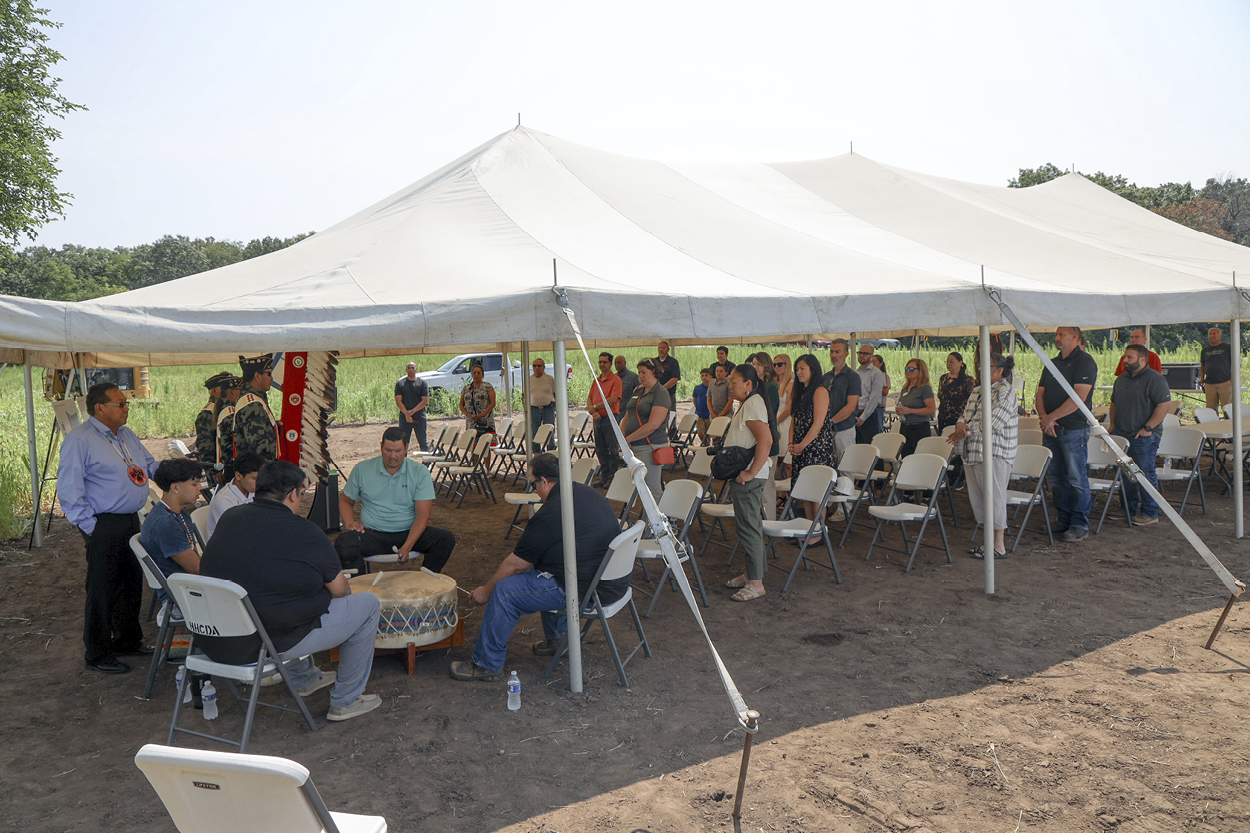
[1232,314,1242,539]
[913,330,920,358]
[980,327,994,594]
[24,359,43,548]
[553,338,583,693]
[1008,331,1015,357]
[521,343,533,467]
[500,343,512,421]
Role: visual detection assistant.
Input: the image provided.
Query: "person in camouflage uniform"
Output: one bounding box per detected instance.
[215,376,244,482]
[233,353,280,463]
[196,371,233,463]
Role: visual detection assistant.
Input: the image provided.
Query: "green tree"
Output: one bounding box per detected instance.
[124,234,210,288]
[1200,175,1250,245]
[0,2,84,248]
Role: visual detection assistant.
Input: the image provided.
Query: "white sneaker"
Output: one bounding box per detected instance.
[297,670,337,697]
[327,694,382,722]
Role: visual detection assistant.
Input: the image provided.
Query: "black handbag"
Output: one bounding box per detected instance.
[707,444,754,481]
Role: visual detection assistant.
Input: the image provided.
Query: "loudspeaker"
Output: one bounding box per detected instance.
[308,472,340,532]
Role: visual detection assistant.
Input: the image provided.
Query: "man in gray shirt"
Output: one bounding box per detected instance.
[615,355,640,425]
[854,343,887,444]
[1109,343,1172,526]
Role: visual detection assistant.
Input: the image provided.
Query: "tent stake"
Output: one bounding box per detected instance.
[732,709,760,831]
[1205,593,1238,649]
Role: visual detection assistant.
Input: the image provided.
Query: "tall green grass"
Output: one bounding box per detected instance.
[0,341,1240,541]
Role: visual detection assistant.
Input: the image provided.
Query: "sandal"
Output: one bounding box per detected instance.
[731,585,766,602]
[970,549,1009,560]
[725,574,749,589]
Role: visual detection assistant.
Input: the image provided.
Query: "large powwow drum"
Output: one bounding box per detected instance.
[348,572,459,649]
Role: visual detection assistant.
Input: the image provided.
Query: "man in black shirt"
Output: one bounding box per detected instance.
[615,355,640,424]
[395,362,430,451]
[1110,344,1172,526]
[450,453,624,682]
[1200,327,1234,413]
[822,338,862,460]
[1035,327,1099,541]
[200,461,383,722]
[654,340,681,394]
[712,345,735,377]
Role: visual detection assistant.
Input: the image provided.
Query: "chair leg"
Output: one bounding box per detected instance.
[505,503,526,539]
[865,518,886,561]
[823,533,841,584]
[167,661,194,745]
[628,598,652,659]
[142,607,176,700]
[686,550,710,608]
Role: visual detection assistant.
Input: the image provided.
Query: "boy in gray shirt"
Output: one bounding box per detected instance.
[708,364,732,419]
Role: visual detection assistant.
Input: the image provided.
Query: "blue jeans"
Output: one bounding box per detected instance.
[1043,427,1092,530]
[531,404,556,451]
[471,571,567,672]
[1124,433,1161,519]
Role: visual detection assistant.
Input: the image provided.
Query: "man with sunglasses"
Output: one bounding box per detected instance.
[854,343,887,444]
[588,352,624,485]
[233,353,280,463]
[529,358,557,452]
[57,382,159,674]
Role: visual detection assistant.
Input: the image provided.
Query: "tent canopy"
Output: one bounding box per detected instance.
[2,126,1249,365]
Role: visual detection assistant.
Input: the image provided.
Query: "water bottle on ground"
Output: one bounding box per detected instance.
[174,666,191,704]
[507,671,521,711]
[201,680,218,720]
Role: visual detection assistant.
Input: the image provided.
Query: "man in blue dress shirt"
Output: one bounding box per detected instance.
[57,382,159,674]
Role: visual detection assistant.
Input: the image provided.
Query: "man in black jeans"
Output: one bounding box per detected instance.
[395,362,430,451]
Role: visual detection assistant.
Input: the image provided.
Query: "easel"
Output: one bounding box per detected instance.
[28,362,90,549]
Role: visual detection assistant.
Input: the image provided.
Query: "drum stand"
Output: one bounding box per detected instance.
[331,620,464,675]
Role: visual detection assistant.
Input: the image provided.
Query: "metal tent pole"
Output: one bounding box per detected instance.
[1232,313,1242,539]
[500,343,512,420]
[24,360,43,548]
[521,343,533,465]
[553,339,583,692]
[980,327,994,594]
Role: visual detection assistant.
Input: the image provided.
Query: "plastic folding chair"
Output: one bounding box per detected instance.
[833,444,881,547]
[444,433,498,507]
[1017,415,1041,432]
[135,743,387,833]
[635,479,709,617]
[189,505,211,550]
[166,439,193,458]
[865,453,952,573]
[129,534,186,700]
[1193,407,1220,424]
[1155,426,1207,515]
[765,465,841,592]
[542,521,651,688]
[1018,429,1044,446]
[1161,413,1181,430]
[604,466,640,528]
[412,424,451,462]
[569,412,594,458]
[990,444,1055,550]
[915,435,958,526]
[164,574,319,753]
[1087,434,1130,533]
[430,430,476,492]
[706,416,731,442]
[496,424,555,483]
[670,412,700,467]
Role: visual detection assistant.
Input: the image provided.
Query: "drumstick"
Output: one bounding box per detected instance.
[421,566,471,596]
[371,571,383,587]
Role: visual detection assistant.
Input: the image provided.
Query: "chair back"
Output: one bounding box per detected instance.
[592,521,647,585]
[166,440,192,459]
[570,411,591,439]
[1193,407,1219,424]
[130,534,171,594]
[450,428,476,458]
[469,432,494,460]
[915,435,953,461]
[893,453,946,492]
[656,479,703,523]
[837,444,879,478]
[426,423,449,450]
[1017,416,1041,431]
[190,506,211,546]
[1010,444,1052,479]
[870,432,906,462]
[134,743,374,833]
[1161,413,1181,430]
[495,417,514,446]
[165,574,259,640]
[687,448,713,479]
[707,416,731,440]
[1018,428,1044,446]
[1087,434,1127,467]
[440,425,460,450]
[1158,425,1203,458]
[676,412,698,436]
[570,456,598,485]
[940,424,958,438]
[605,467,638,503]
[789,465,835,504]
[532,423,556,449]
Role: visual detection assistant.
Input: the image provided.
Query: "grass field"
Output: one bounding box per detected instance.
[0,340,1240,541]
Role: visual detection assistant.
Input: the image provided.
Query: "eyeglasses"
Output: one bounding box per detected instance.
[105,399,129,408]
[905,366,919,372]
[532,364,544,368]
[773,362,785,368]
[856,351,872,355]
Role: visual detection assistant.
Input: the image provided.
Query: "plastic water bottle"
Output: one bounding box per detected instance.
[201,680,218,720]
[506,671,521,711]
[174,667,192,704]
[1164,457,1172,472]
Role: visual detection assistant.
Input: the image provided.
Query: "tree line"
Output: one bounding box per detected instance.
[0,232,312,301]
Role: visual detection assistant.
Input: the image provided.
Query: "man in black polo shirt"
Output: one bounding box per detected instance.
[822,338,862,460]
[654,340,681,394]
[1110,343,1172,526]
[1036,327,1099,541]
[449,452,624,682]
[1200,327,1234,413]
[200,461,383,722]
[395,362,430,451]
[712,345,735,377]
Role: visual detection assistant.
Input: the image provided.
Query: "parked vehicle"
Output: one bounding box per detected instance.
[417,353,524,399]
[857,338,901,349]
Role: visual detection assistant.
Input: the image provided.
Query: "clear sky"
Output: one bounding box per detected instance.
[33,0,1250,249]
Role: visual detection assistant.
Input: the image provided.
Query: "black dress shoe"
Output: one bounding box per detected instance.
[115,644,156,657]
[85,657,131,675]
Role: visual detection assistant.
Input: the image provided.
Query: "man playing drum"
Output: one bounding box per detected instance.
[449,452,625,682]
[334,427,457,575]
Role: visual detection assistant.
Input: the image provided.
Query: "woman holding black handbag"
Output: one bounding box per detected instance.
[622,358,672,500]
[722,364,777,602]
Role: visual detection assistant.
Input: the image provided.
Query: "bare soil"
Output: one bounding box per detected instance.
[3,417,1249,833]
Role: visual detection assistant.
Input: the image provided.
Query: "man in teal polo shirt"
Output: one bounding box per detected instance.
[334,427,457,574]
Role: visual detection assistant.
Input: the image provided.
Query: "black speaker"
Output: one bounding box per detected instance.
[308,472,340,532]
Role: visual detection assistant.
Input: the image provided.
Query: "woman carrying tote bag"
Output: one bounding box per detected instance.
[722,364,778,602]
[622,358,673,500]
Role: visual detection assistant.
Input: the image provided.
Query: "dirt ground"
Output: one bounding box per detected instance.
[3,416,1250,833]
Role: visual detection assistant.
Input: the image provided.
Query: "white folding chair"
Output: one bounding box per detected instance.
[166,439,193,459]
[1087,434,1131,534]
[995,444,1055,551]
[604,466,641,528]
[430,429,476,491]
[164,575,319,753]
[568,412,593,458]
[832,444,882,547]
[870,431,906,473]
[764,465,841,592]
[135,743,387,833]
[1018,429,1044,447]
[189,505,211,550]
[915,435,959,526]
[497,423,555,483]
[1161,413,1181,430]
[412,424,451,462]
[129,534,186,700]
[493,417,515,451]
[1017,415,1041,432]
[670,412,700,467]
[1155,426,1207,515]
[1193,407,1219,424]
[444,433,498,507]
[865,453,952,573]
[542,521,651,688]
[706,416,731,442]
[571,455,599,485]
[635,479,709,616]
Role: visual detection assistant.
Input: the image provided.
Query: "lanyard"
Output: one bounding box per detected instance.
[100,426,148,486]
